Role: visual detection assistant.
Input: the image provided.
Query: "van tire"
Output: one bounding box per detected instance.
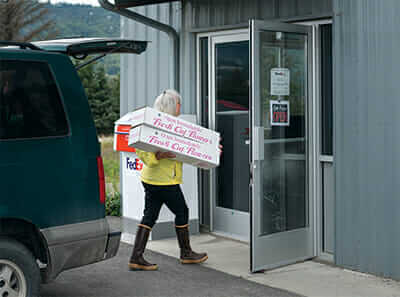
[0,237,40,297]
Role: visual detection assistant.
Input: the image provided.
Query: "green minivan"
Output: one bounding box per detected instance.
[0,38,147,297]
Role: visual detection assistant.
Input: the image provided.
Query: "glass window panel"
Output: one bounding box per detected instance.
[259,31,308,235]
[199,37,211,225]
[215,40,250,212]
[0,60,69,140]
[216,41,249,112]
[320,24,333,156]
[200,37,209,128]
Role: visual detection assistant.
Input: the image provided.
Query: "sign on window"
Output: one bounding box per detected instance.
[270,100,290,126]
[270,68,290,96]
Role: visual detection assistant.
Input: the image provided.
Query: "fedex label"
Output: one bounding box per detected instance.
[126,157,143,171]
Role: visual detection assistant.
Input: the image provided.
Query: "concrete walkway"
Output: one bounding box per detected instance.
[121,231,400,297]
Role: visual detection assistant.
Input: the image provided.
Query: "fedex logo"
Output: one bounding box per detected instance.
[126,157,143,171]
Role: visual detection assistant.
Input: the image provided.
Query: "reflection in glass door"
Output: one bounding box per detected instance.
[251,20,315,272]
[259,31,307,235]
[211,33,250,241]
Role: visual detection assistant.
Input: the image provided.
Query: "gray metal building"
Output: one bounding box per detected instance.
[103,0,400,280]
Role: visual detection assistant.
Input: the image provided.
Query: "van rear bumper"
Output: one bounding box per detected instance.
[40,218,121,283]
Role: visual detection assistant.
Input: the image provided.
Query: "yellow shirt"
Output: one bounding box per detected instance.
[135,149,183,185]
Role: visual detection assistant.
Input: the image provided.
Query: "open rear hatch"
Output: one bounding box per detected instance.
[20,37,149,69]
[32,37,147,57]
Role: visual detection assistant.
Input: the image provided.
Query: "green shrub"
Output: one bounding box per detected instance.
[106,192,121,217]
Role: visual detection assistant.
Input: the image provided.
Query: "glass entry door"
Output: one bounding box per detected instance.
[210,33,250,241]
[250,20,315,271]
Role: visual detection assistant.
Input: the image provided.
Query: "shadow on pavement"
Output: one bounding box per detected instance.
[41,243,302,297]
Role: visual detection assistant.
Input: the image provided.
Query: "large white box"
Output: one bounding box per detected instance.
[128,125,219,169]
[129,107,220,149]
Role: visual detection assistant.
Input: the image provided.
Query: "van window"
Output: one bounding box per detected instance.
[0,60,69,140]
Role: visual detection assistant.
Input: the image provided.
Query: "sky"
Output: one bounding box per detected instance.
[48,0,101,6]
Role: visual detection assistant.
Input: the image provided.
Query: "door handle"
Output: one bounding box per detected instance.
[253,126,264,161]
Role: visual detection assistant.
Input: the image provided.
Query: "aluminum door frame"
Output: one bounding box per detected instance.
[210,32,250,242]
[196,29,249,235]
[250,19,316,272]
[298,19,334,262]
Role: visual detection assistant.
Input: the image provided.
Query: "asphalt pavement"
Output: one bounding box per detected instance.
[40,242,302,297]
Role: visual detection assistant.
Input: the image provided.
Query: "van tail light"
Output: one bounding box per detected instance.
[97,156,106,204]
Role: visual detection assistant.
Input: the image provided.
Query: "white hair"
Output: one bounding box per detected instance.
[153,89,181,116]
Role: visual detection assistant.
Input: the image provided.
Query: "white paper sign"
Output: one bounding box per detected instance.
[270,100,290,126]
[271,68,290,96]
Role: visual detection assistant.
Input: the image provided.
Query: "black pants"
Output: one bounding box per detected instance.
[140,182,189,228]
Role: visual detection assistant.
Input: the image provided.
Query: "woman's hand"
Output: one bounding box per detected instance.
[155,151,176,160]
[218,144,223,155]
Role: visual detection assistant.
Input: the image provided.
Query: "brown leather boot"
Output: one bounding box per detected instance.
[175,224,208,264]
[129,224,158,271]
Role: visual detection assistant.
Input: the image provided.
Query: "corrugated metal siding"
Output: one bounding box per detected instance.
[334,0,400,279]
[120,0,332,116]
[120,2,186,115]
[188,0,332,29]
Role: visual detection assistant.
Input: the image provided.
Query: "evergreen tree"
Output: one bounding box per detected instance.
[110,74,120,115]
[77,61,120,135]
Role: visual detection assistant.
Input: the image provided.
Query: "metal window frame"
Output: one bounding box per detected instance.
[296,19,334,262]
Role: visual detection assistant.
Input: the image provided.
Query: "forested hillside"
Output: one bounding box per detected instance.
[46,2,121,75]
[47,3,120,39]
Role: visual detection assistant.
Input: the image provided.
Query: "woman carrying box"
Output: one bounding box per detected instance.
[129,89,213,271]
